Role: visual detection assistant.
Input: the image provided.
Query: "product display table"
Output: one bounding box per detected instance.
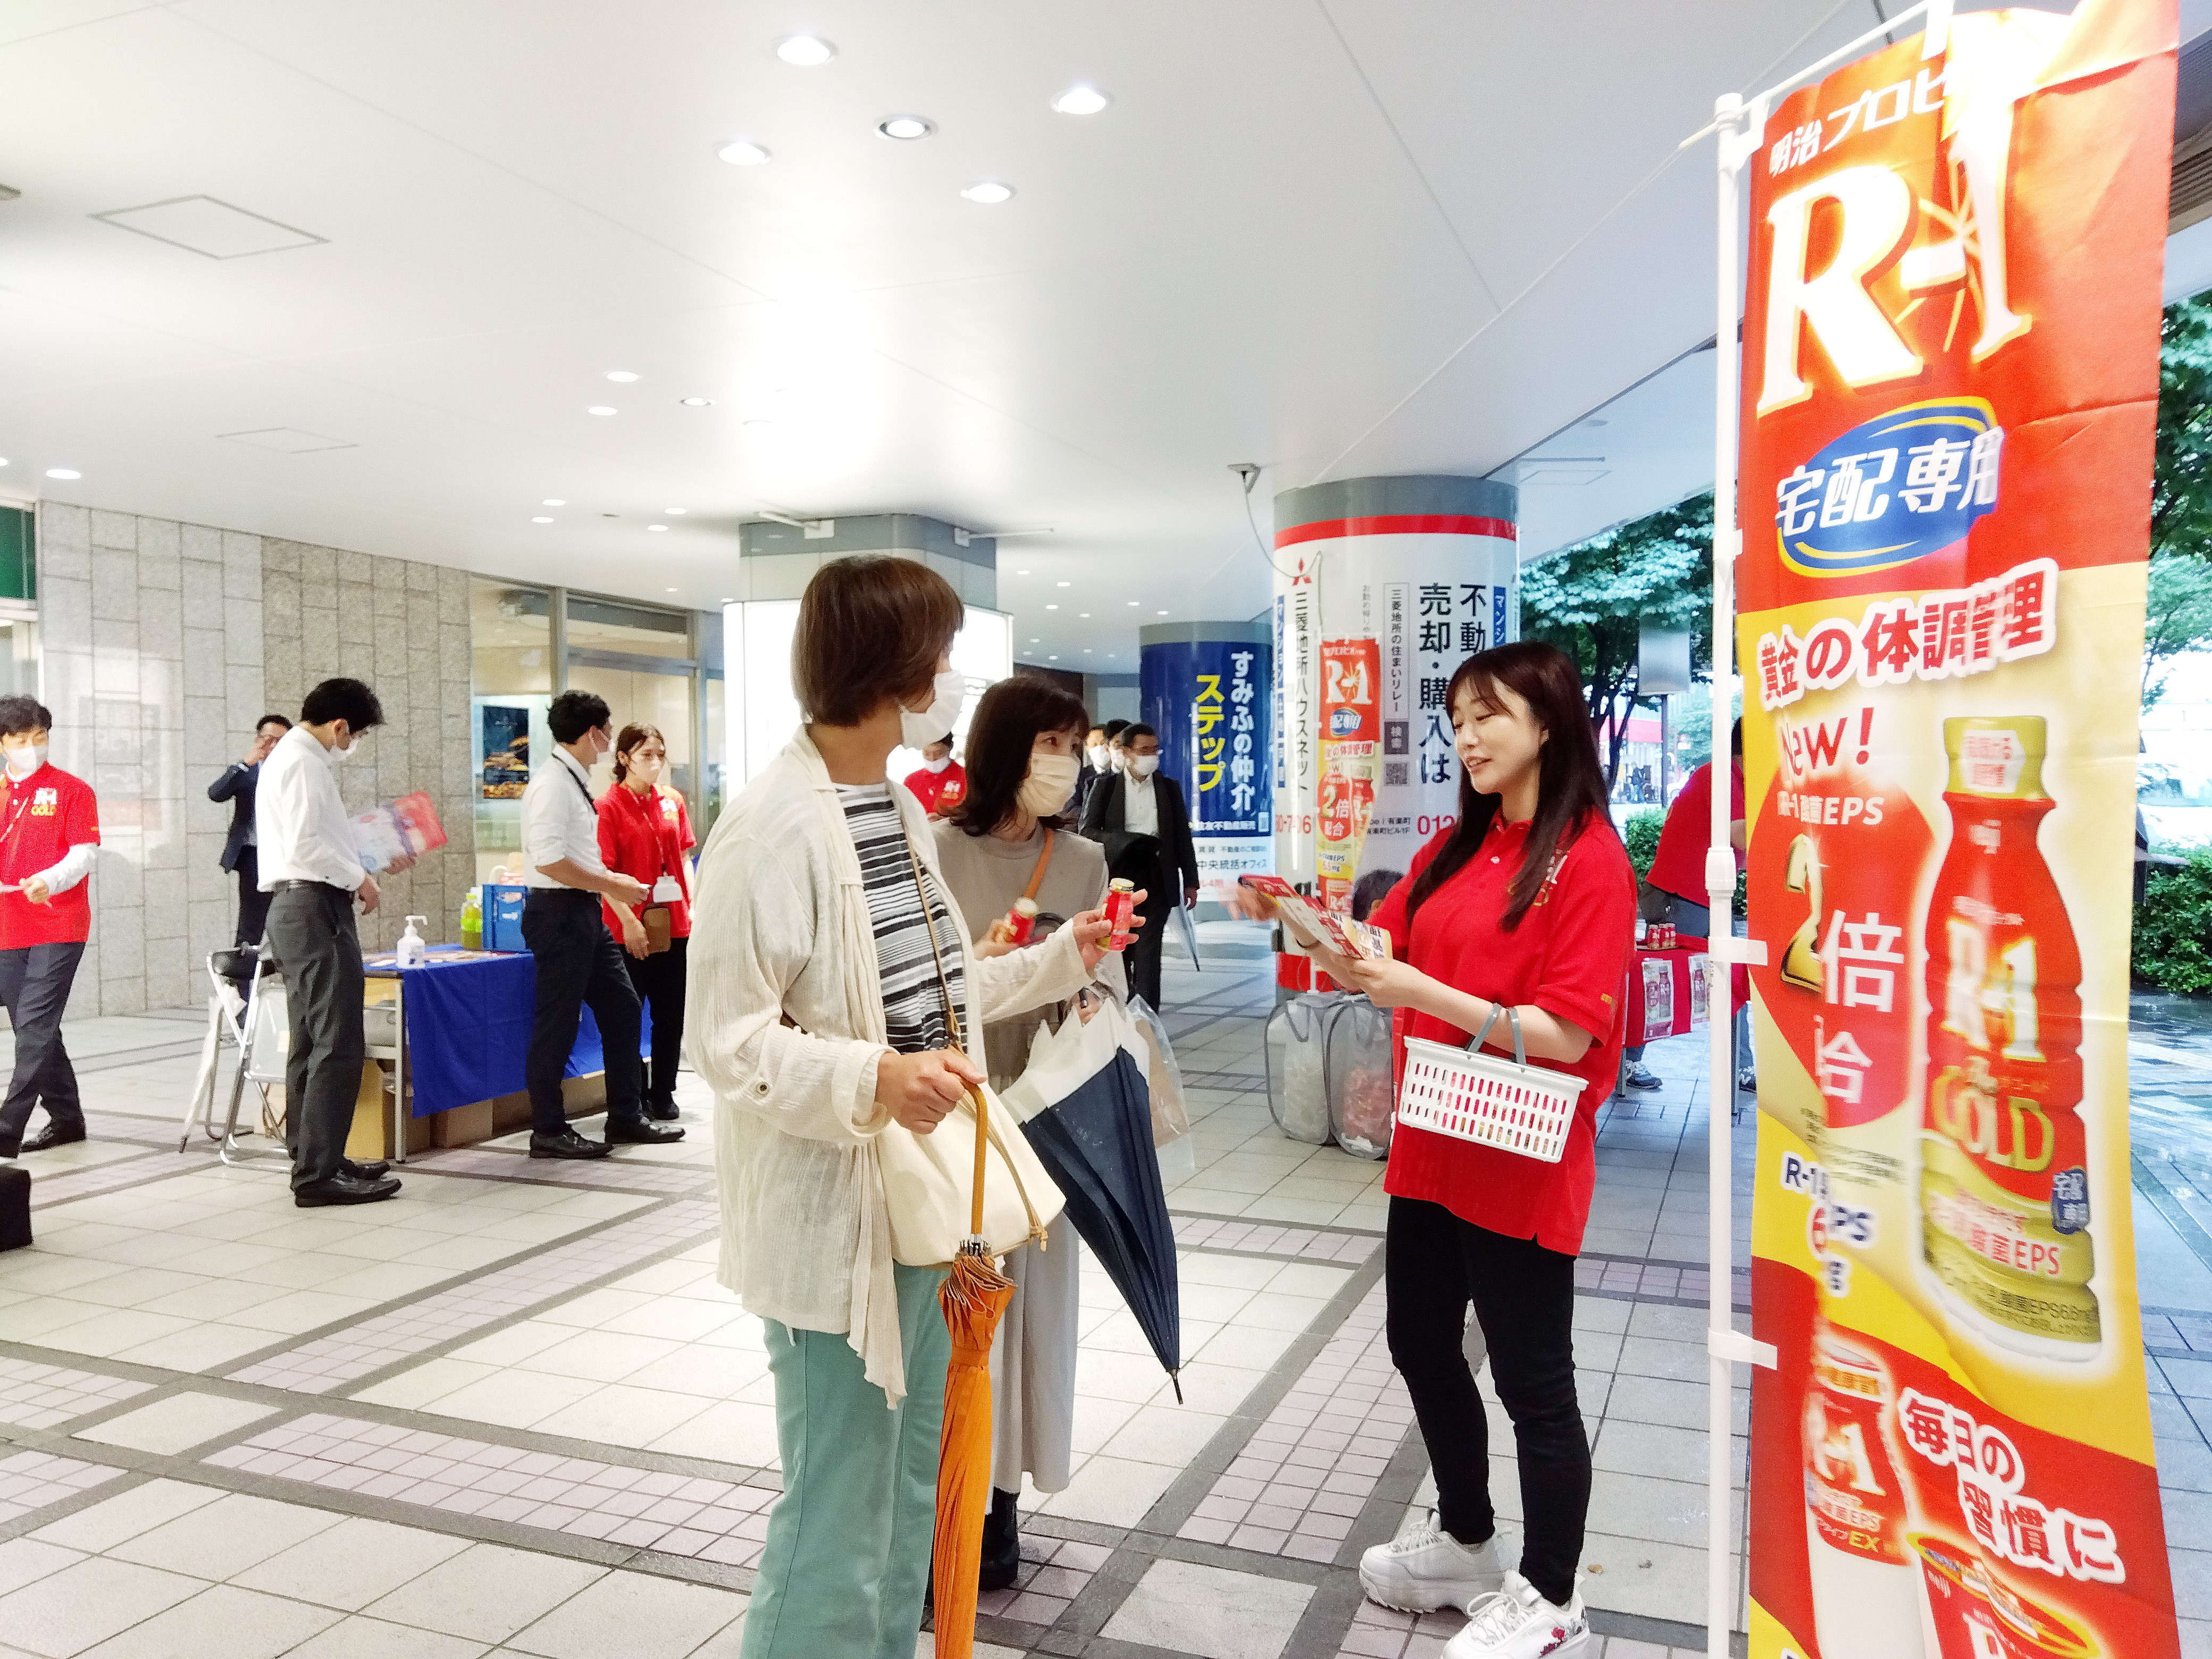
[1623,937,1750,1048]
[360,944,650,1160]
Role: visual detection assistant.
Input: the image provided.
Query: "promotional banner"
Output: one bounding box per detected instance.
[1272,518,1519,912]
[1737,4,2180,1657]
[1139,635,1274,891]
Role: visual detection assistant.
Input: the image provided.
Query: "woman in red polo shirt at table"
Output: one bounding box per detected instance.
[1308,641,1633,1659]
[597,724,696,1122]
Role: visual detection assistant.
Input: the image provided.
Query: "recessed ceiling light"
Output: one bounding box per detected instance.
[681,396,714,407]
[776,33,834,65]
[1045,604,1059,610]
[1055,581,1071,588]
[1079,613,1091,617]
[0,458,9,467]
[542,498,565,506]
[649,524,669,532]
[1127,600,1140,606]
[960,181,1014,204]
[45,468,79,480]
[718,139,773,167]
[666,586,678,593]
[531,516,553,524]
[1158,609,1169,615]
[664,506,687,515]
[587,405,617,416]
[1028,638,1039,643]
[1049,655,1059,660]
[606,370,639,382]
[1016,569,1030,575]
[877,114,935,140]
[1052,85,1110,115]
[722,596,735,603]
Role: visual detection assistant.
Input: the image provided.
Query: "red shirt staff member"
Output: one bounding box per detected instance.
[902,733,967,816]
[1321,643,1635,1659]
[0,698,99,1159]
[597,723,696,1122]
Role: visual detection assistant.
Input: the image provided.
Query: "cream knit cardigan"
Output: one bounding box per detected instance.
[686,729,1092,1406]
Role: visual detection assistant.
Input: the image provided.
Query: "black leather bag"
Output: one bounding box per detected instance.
[0,1164,29,1252]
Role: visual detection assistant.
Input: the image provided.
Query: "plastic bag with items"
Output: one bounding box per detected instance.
[1126,993,1195,1185]
[1266,990,1346,1145]
[1325,994,1394,1160]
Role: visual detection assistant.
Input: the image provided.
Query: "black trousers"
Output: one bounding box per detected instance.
[234,848,271,945]
[1386,1196,1589,1607]
[522,889,643,1136]
[622,934,688,1104]
[0,942,86,1147]
[1122,881,1172,1012]
[265,884,364,1191]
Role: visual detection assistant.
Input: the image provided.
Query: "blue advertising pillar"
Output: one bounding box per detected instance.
[1137,620,1272,897]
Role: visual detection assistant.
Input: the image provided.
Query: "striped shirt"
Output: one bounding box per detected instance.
[838,783,967,1055]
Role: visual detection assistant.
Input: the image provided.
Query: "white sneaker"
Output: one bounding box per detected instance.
[1443,1571,1590,1658]
[1358,1512,1504,1612]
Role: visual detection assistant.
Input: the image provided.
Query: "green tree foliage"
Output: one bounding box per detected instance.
[1672,683,1744,772]
[2133,849,2212,993]
[2148,298,2212,706]
[1622,809,1663,878]
[1519,491,1715,785]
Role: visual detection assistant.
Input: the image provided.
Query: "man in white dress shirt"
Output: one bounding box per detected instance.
[259,678,413,1206]
[519,691,683,1159]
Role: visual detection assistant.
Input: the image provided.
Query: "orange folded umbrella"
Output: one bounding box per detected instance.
[931,1073,1017,1659]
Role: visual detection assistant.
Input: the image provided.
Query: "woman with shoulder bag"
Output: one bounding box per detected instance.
[932,673,1121,1590]
[1311,642,1634,1659]
[686,555,1141,1659]
[596,723,695,1120]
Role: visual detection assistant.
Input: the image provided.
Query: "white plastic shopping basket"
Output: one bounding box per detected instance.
[1397,1004,1587,1164]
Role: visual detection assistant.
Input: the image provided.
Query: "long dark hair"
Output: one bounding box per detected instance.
[948,675,1092,836]
[1403,640,1614,932]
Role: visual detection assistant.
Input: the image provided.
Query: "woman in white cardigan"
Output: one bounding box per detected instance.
[687,555,1135,1659]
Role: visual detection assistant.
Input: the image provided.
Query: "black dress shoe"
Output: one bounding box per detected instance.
[21,1121,86,1154]
[295,1170,402,1208]
[342,1158,391,1180]
[605,1117,685,1145]
[979,1487,1021,1592]
[530,1127,614,1160]
[644,1094,681,1122]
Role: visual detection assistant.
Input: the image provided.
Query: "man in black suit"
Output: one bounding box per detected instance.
[1079,722,1198,1011]
[1071,717,1127,824]
[207,714,292,945]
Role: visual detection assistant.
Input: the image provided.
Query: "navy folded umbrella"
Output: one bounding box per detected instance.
[1017,1045,1183,1399]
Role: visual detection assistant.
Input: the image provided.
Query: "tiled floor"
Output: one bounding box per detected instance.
[0,961,2203,1658]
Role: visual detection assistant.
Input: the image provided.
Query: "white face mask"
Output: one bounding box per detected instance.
[5,744,45,779]
[1130,753,1160,779]
[1086,744,1109,772]
[629,755,664,783]
[899,669,967,750]
[923,755,952,775]
[330,727,362,765]
[1019,753,1081,817]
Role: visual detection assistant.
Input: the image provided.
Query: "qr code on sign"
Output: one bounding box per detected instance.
[1384,763,1409,787]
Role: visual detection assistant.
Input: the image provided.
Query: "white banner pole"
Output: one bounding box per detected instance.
[1705,89,1747,1659]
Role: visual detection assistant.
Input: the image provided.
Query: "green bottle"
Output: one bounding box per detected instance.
[460,887,482,951]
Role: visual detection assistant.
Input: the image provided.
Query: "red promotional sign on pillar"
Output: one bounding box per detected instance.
[1737,2,2183,1656]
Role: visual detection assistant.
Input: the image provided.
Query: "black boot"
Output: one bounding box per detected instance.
[979,1487,1021,1592]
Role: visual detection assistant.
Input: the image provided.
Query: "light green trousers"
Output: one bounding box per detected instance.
[741,1263,951,1659]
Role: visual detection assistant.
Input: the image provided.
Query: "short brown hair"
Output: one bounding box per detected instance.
[793,555,965,727]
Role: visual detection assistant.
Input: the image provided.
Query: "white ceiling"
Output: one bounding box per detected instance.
[0,0,2177,668]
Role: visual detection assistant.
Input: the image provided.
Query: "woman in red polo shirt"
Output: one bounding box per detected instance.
[596,724,696,1122]
[1310,641,1633,1659]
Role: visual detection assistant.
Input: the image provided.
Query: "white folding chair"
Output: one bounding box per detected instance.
[180,944,290,1168]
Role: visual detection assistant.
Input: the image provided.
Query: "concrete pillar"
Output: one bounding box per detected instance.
[1137,619,1273,895]
[1269,475,1519,919]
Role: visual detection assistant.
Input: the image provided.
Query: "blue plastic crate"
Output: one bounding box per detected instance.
[481,883,530,952]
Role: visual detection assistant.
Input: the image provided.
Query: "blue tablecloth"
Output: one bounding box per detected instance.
[370,947,652,1119]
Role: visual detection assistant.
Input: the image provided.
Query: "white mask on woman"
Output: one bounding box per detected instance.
[899,671,967,750]
[1130,753,1160,779]
[1019,753,1080,817]
[923,755,953,775]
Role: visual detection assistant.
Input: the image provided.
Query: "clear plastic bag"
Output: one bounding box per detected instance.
[1326,995,1394,1160]
[1266,991,1343,1145]
[1127,994,1195,1185]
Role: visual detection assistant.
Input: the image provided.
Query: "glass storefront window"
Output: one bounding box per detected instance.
[567,661,695,803]
[566,595,689,661]
[471,580,552,885]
